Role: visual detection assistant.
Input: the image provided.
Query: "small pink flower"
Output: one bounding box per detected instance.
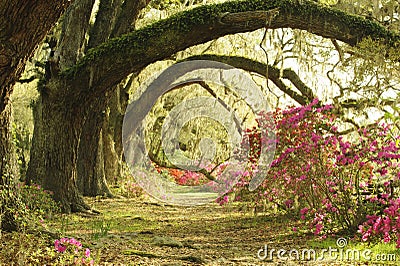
[383,232,391,243]
[300,207,309,215]
[284,199,293,208]
[362,232,370,242]
[69,238,82,248]
[54,239,67,253]
[314,223,323,235]
[85,248,91,258]
[357,225,364,234]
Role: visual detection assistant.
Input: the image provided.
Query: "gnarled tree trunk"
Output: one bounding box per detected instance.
[103,84,129,186]
[76,0,145,196]
[0,0,71,230]
[28,0,96,211]
[31,88,89,212]
[77,96,113,197]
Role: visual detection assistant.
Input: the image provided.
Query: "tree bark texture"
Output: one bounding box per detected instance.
[36,90,89,212]
[0,0,71,178]
[28,0,146,205]
[103,83,130,186]
[77,96,113,197]
[0,0,72,230]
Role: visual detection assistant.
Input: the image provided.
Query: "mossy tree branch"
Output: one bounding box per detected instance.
[61,0,400,104]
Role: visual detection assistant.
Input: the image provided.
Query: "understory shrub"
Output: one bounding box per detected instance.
[17,183,60,228]
[0,182,60,231]
[120,178,145,198]
[18,183,60,217]
[154,164,213,186]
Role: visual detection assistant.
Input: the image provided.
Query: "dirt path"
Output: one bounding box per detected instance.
[51,197,354,265]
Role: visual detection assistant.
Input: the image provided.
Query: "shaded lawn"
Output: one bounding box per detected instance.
[1,196,398,265]
[57,197,298,265]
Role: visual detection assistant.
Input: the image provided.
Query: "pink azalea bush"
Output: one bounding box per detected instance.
[357,197,400,247]
[220,99,400,246]
[54,237,94,265]
[149,98,400,246]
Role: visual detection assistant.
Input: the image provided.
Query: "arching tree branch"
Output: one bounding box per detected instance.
[185,54,315,105]
[61,0,400,104]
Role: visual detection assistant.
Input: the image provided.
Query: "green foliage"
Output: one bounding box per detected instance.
[0,232,58,265]
[0,182,59,231]
[19,183,60,216]
[11,82,37,176]
[12,124,31,176]
[384,106,400,136]
[90,218,112,240]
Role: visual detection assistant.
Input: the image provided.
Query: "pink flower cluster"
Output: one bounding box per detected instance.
[358,198,400,248]
[218,98,400,246]
[54,237,94,265]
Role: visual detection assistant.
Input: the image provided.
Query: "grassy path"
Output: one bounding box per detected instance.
[2,196,395,265]
[50,197,350,265]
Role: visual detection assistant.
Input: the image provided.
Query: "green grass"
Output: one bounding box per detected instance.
[308,237,400,264]
[3,197,400,265]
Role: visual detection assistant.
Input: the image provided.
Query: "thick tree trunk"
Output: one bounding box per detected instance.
[77,98,112,197]
[28,0,96,207]
[75,0,145,195]
[103,85,129,185]
[0,100,19,231]
[77,84,128,195]
[0,1,71,227]
[29,89,89,213]
[1,0,71,180]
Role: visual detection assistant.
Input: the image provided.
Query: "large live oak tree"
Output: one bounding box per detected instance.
[0,0,72,231]
[27,0,147,202]
[76,0,145,197]
[27,0,400,212]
